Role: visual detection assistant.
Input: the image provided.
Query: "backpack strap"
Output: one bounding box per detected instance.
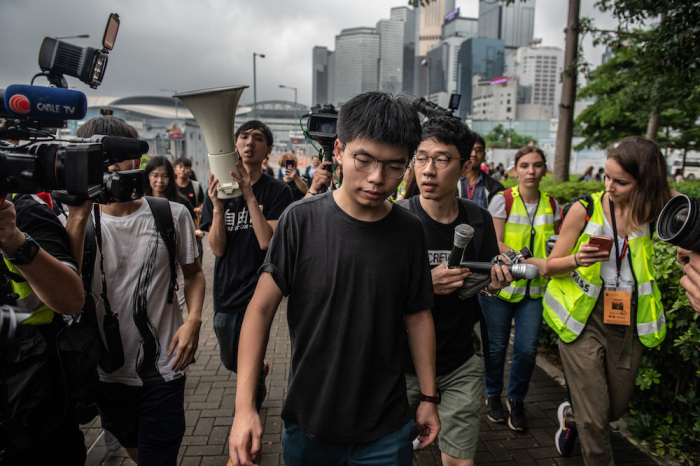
[190,180,201,206]
[145,197,178,304]
[502,188,514,221]
[457,198,484,255]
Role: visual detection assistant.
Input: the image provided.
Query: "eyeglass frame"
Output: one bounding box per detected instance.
[148,173,170,180]
[412,152,459,170]
[342,143,410,179]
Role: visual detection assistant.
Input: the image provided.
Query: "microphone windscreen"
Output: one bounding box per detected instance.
[4,84,87,120]
[101,136,150,160]
[454,224,475,248]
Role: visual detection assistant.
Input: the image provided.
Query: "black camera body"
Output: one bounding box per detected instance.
[306,104,339,171]
[658,194,700,251]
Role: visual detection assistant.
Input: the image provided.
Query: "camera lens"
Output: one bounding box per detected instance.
[658,195,700,251]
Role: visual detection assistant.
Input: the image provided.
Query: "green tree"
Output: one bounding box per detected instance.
[575,1,700,148]
[483,124,537,149]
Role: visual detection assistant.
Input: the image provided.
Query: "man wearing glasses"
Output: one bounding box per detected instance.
[458,133,504,209]
[228,92,440,466]
[397,116,512,466]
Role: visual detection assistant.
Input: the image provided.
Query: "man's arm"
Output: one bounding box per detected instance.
[0,200,84,315]
[65,201,93,274]
[230,161,276,250]
[304,161,333,197]
[168,259,205,371]
[679,248,700,316]
[404,309,440,449]
[207,173,228,257]
[229,272,283,466]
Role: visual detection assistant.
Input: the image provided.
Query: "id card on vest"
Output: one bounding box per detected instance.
[603,278,634,325]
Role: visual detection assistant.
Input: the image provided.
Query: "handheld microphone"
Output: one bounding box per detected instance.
[448,224,475,268]
[459,261,540,280]
[3,85,87,120]
[69,136,150,162]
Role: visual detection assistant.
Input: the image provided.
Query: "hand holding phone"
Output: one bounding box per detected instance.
[589,235,614,255]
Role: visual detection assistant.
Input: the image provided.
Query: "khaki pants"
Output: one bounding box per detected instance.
[559,295,644,466]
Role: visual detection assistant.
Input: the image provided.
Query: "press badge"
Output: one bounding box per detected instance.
[603,278,633,325]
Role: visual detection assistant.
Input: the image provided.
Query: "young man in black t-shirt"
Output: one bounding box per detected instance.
[199,120,293,411]
[397,117,512,466]
[228,93,440,466]
[175,157,205,262]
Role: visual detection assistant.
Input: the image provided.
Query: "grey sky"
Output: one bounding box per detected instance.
[0,0,617,107]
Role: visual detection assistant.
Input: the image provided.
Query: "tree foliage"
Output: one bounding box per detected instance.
[483,124,537,149]
[575,0,700,149]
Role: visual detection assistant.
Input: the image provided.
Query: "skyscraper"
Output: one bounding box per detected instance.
[312,46,332,106]
[418,0,456,56]
[478,0,535,51]
[505,45,563,118]
[456,37,505,120]
[333,27,380,106]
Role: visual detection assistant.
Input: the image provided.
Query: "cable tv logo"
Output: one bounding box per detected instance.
[8,94,31,114]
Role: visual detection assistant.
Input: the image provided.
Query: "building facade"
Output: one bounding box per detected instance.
[333,27,380,106]
[456,37,505,120]
[478,0,536,51]
[505,45,564,118]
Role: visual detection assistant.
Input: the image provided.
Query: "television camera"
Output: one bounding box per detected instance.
[413,93,461,119]
[0,13,147,207]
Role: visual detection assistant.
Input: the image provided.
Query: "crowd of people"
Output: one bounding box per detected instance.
[1,91,698,466]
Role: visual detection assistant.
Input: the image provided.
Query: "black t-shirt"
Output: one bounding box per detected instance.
[13,194,77,271]
[397,196,499,376]
[178,180,204,208]
[285,180,306,201]
[261,193,433,443]
[199,174,293,313]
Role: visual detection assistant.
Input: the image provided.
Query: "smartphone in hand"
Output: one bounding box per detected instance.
[589,235,614,255]
[285,160,295,171]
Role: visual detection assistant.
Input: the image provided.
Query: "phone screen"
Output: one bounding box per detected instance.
[285,160,295,170]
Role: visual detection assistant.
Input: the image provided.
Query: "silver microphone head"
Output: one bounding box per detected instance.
[454,224,475,249]
[511,264,540,280]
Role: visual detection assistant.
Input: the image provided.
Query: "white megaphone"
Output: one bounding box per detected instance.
[174,86,248,199]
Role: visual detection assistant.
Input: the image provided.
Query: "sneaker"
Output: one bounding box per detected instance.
[506,399,527,431]
[555,401,578,456]
[486,395,505,423]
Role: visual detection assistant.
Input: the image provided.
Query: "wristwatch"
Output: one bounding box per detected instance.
[3,234,41,265]
[419,392,441,404]
[480,287,499,298]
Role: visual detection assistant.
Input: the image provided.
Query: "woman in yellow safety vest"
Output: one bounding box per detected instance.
[479,146,560,432]
[544,136,673,465]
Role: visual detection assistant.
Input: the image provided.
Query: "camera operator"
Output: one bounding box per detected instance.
[0,193,87,465]
[677,248,700,317]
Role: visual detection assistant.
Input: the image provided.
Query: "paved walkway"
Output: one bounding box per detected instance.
[82,244,663,465]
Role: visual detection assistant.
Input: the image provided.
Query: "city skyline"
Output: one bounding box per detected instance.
[1,0,617,107]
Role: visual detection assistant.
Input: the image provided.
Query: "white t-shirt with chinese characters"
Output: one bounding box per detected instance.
[91,200,197,386]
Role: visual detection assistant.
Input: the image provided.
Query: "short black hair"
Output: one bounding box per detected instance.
[235,120,273,147]
[473,133,485,148]
[76,115,139,139]
[337,92,421,160]
[421,116,476,163]
[174,157,192,168]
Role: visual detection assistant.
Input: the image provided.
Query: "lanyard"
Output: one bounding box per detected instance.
[465,181,477,200]
[609,199,629,281]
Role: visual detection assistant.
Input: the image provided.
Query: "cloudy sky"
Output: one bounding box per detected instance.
[0,0,617,107]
